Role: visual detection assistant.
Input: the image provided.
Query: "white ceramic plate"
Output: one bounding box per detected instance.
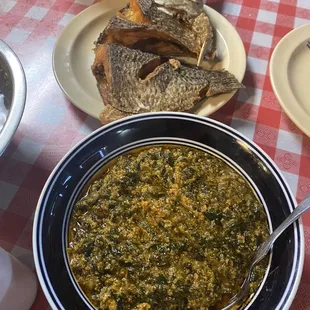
[270,23,310,137]
[53,0,246,119]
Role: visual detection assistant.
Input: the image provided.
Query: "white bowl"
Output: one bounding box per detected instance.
[0,39,26,155]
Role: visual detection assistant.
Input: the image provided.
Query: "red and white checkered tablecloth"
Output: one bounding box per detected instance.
[0,0,310,309]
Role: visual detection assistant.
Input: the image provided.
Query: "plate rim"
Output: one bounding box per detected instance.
[33,111,304,310]
[52,1,246,120]
[270,23,310,137]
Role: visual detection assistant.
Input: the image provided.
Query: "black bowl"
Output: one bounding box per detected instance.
[33,112,304,310]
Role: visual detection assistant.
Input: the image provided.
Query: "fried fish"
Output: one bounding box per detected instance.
[92,44,243,123]
[96,0,216,60]
[99,104,131,124]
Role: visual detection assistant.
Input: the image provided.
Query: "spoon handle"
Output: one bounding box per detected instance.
[253,193,310,264]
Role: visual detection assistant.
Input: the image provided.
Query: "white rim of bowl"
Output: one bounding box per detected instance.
[0,39,26,155]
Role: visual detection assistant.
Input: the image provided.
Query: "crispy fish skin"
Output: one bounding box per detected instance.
[97,16,191,56]
[99,104,132,124]
[96,0,215,59]
[92,44,243,115]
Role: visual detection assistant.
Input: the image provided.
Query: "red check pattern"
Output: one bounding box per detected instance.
[0,0,310,309]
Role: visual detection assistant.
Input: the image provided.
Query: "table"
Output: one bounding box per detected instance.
[0,0,310,309]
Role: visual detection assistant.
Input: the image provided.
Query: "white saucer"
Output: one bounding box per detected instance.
[270,23,310,137]
[53,0,246,119]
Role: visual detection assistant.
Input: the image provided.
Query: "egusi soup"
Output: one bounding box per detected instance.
[68,146,269,310]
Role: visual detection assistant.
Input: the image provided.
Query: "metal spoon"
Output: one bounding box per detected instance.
[222,193,310,310]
